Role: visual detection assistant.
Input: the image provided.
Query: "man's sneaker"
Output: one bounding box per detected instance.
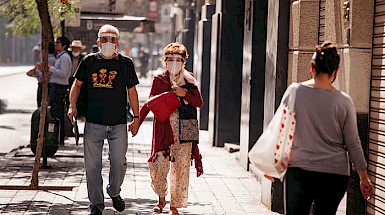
[90,207,102,215]
[111,195,125,212]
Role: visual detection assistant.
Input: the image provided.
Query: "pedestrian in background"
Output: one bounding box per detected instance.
[32,42,41,64]
[91,44,99,53]
[138,43,203,215]
[65,40,86,137]
[37,37,72,146]
[272,41,374,214]
[67,24,140,215]
[69,40,86,86]
[138,47,149,78]
[27,42,55,108]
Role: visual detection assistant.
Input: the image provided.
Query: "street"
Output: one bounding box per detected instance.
[0,65,155,156]
[0,66,279,214]
[0,66,37,155]
[0,65,348,214]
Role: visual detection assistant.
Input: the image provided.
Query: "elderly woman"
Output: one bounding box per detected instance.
[138,43,203,215]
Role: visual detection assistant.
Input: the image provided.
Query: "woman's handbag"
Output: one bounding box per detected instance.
[249,83,298,181]
[178,98,199,143]
[146,91,181,123]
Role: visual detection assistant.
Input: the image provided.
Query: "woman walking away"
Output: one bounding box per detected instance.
[268,41,374,215]
[137,42,203,215]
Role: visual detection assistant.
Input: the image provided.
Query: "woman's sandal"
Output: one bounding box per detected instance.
[169,207,179,215]
[153,202,166,214]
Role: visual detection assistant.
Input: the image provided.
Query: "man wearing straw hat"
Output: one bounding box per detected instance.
[69,40,86,85]
[65,40,86,137]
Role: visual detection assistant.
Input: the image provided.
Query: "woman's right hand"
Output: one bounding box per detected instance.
[360,177,374,200]
[357,169,374,200]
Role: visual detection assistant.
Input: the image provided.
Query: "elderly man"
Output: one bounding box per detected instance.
[69,40,86,85]
[65,40,86,136]
[67,25,140,215]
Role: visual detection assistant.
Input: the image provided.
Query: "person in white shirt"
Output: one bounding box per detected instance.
[44,36,72,145]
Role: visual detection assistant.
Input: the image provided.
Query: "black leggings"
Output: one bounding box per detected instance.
[285,167,349,215]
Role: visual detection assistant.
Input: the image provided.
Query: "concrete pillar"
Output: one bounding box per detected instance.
[252,0,289,212]
[238,0,268,210]
[208,0,245,147]
[182,10,196,72]
[194,3,215,130]
[239,0,268,169]
[288,0,319,84]
[175,8,185,43]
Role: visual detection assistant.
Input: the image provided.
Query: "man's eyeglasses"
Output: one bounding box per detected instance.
[99,37,118,44]
[55,41,61,44]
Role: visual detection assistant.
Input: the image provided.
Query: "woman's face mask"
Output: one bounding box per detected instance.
[167,58,183,75]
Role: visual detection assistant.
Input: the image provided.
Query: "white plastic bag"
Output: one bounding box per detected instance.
[249,85,297,181]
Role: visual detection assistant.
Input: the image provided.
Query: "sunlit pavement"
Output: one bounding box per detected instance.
[0,66,278,214]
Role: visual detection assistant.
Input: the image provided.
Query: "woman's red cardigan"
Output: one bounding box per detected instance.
[139,70,203,162]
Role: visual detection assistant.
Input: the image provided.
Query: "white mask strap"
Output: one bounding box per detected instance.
[165,54,183,59]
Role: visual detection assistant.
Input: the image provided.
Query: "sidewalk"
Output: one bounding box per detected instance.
[0,120,278,215]
[0,67,349,214]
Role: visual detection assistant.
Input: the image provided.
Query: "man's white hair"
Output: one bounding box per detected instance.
[98,24,120,38]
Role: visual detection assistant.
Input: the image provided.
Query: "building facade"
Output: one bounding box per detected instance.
[174,0,384,213]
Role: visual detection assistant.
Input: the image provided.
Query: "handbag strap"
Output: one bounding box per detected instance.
[287,83,298,111]
[181,83,198,90]
[178,97,186,106]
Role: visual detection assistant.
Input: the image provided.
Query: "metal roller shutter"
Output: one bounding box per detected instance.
[318,0,325,44]
[369,0,385,213]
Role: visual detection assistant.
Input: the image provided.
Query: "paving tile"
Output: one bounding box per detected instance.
[0,120,280,214]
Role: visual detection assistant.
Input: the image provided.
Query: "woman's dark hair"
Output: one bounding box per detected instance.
[57,36,70,50]
[310,41,340,76]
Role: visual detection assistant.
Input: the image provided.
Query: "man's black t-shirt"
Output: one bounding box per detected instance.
[75,53,139,125]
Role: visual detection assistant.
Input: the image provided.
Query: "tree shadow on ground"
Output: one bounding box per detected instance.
[0,197,211,214]
[2,109,34,114]
[0,125,15,130]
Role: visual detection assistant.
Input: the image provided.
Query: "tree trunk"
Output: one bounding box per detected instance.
[30,0,53,188]
[36,0,54,44]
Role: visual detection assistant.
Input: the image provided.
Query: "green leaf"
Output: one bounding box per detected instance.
[0,0,80,37]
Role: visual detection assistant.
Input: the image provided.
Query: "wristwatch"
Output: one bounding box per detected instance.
[133,115,139,119]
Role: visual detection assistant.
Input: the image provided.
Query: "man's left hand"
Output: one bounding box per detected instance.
[129,119,140,137]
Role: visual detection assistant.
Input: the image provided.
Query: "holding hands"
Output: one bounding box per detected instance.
[129,118,140,137]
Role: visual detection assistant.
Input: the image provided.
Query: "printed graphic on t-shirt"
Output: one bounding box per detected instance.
[92,69,117,88]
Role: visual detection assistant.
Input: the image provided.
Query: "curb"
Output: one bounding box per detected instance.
[0,149,18,169]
